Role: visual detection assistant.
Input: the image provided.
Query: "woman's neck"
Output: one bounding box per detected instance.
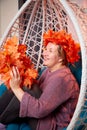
[49,64,66,72]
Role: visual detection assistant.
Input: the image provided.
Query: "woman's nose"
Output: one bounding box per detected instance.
[43,49,48,56]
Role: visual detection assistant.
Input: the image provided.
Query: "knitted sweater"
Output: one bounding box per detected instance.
[20,67,79,130]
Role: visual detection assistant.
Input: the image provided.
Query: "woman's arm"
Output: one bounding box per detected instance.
[10,67,79,119]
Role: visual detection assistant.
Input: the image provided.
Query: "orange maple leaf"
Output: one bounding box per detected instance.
[0,36,38,89]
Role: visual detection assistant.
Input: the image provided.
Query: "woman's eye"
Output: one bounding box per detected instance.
[43,47,47,51]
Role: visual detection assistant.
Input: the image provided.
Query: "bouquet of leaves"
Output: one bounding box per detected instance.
[0,36,38,89]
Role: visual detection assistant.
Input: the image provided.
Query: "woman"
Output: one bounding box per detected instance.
[0,30,80,130]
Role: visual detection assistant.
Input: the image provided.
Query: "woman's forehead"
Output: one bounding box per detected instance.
[47,42,58,48]
[46,42,59,51]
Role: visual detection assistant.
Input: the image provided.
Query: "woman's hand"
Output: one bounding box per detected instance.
[10,66,21,90]
[10,66,24,102]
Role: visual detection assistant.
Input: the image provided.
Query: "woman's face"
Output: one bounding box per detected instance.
[43,42,61,70]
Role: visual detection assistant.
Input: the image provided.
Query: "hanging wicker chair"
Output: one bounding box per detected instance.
[0,0,87,129]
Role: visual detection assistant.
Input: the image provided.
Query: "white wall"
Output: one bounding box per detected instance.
[0,0,18,38]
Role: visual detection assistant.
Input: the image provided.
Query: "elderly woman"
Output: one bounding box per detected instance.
[0,30,80,130]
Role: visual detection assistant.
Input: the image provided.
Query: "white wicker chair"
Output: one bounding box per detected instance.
[0,0,87,129]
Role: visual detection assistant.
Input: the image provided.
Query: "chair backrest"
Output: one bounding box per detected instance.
[0,0,87,129]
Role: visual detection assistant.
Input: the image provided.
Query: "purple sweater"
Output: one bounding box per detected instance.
[19,67,79,130]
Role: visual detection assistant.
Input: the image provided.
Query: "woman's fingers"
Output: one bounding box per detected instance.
[15,67,20,78]
[10,69,13,78]
[10,66,21,89]
[11,66,20,79]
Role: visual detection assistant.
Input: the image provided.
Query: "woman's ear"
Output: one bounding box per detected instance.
[58,58,63,63]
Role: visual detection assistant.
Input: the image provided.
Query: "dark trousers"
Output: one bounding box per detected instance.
[0,83,42,130]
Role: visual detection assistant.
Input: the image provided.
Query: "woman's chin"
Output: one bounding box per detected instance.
[43,62,48,66]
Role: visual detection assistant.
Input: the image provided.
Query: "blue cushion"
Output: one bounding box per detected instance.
[6,123,31,130]
[0,83,7,96]
[63,128,67,130]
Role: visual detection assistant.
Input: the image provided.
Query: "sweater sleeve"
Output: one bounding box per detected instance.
[19,73,79,118]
